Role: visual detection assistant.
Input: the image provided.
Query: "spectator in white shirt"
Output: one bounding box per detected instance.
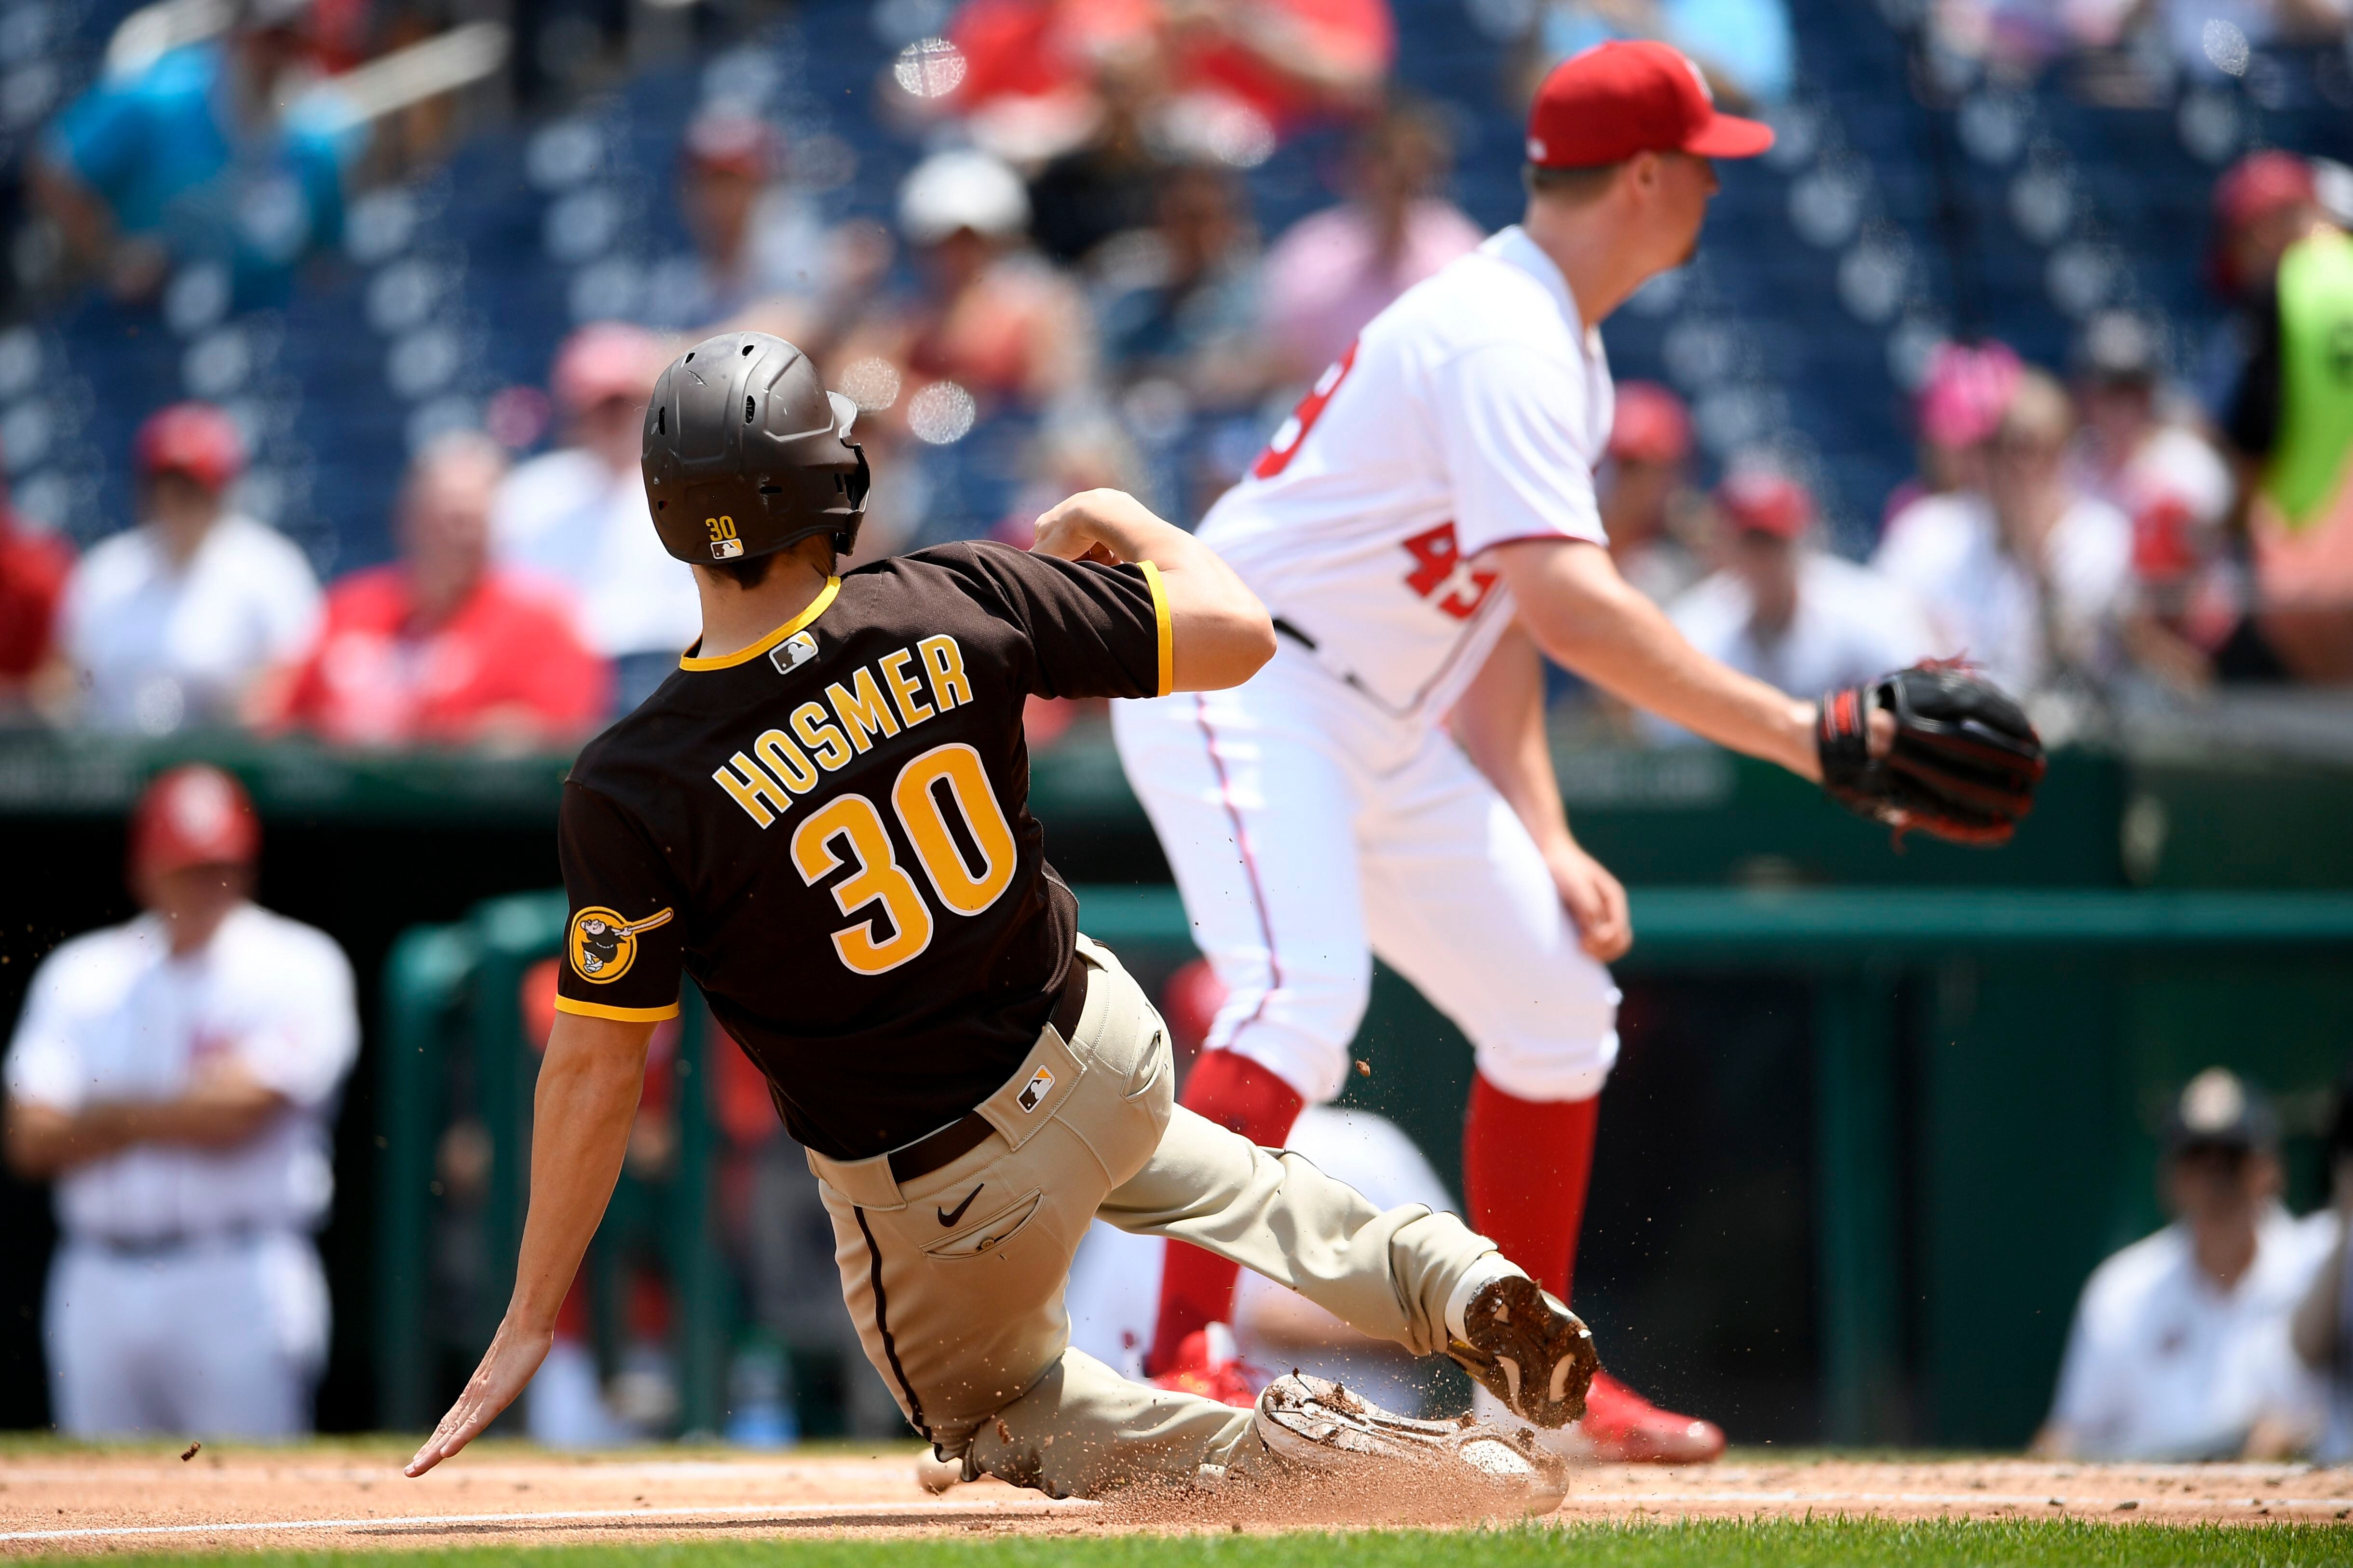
[3,765,358,1437]
[59,404,321,734]
[1661,467,1936,727]
[2034,1068,2330,1462]
[1874,369,2133,700]
[492,324,700,716]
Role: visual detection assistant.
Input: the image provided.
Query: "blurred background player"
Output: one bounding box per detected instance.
[56,403,321,736]
[2033,1068,2330,1461]
[2,765,358,1437]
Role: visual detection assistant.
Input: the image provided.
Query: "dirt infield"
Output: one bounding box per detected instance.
[2,1446,2349,1554]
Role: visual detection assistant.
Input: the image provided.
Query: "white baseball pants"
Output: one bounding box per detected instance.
[44,1229,329,1437]
[1110,643,1620,1106]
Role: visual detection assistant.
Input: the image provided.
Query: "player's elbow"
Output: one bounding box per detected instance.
[1173,600,1276,691]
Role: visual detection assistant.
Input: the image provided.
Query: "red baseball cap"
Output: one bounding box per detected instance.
[1609,380,1692,466]
[131,764,259,876]
[1717,467,1813,539]
[134,402,245,493]
[1526,41,1773,168]
[2214,150,2316,234]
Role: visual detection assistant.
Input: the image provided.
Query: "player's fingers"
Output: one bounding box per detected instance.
[1588,875,1633,961]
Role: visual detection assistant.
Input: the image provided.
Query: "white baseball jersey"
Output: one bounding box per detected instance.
[2046,1206,2331,1460]
[5,902,358,1243]
[1197,225,1614,730]
[63,514,322,734]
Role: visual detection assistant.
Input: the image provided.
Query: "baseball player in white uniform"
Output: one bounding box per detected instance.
[1113,41,1898,1461]
[3,765,358,1437]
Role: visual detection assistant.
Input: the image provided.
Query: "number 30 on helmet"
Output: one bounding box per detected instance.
[640,330,871,565]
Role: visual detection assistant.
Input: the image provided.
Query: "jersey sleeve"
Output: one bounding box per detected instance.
[4,946,91,1111]
[555,779,685,1023]
[1428,341,1609,558]
[958,542,1171,701]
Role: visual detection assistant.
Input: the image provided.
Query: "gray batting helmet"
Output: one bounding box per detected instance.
[640,331,870,566]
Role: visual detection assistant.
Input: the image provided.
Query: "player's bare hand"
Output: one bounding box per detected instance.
[403,1323,553,1477]
[1550,845,1632,962]
[1033,488,1164,566]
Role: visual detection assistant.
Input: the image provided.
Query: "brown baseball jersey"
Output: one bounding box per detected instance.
[554,541,1170,1160]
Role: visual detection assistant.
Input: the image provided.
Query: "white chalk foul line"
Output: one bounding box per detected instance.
[0,1497,1098,1545]
[1555,1490,2353,1512]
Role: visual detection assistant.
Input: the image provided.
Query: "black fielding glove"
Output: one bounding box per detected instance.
[1817,664,2048,846]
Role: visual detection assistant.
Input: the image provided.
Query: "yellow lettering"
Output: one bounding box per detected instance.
[712,753,790,827]
[827,666,902,753]
[878,648,935,728]
[753,728,819,794]
[919,635,972,711]
[791,702,853,770]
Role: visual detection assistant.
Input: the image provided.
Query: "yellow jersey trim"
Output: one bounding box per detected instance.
[1140,560,1173,698]
[680,577,842,671]
[553,996,682,1023]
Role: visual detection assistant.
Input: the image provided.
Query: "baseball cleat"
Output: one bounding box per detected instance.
[1447,1272,1599,1429]
[1576,1370,1726,1463]
[1253,1371,1568,1514]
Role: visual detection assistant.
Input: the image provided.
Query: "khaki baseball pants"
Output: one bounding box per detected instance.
[807,935,1504,1499]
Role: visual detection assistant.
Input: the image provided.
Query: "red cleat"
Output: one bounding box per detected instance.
[1149,1323,1259,1408]
[1576,1370,1725,1464]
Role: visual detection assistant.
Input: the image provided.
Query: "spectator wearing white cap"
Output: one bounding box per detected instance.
[886,148,1094,409]
[4,765,358,1437]
[2033,1068,2332,1461]
[491,323,699,715]
[59,403,321,735]
[1657,469,1936,738]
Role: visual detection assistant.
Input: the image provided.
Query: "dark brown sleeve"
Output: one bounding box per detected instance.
[946,542,1171,702]
[554,779,685,1022]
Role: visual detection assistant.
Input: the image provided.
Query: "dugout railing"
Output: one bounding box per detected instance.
[378,885,2353,1445]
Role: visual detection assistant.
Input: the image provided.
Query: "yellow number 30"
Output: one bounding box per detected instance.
[707,514,737,541]
[789,743,1017,975]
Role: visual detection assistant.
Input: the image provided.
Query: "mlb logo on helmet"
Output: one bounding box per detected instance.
[711,538,745,559]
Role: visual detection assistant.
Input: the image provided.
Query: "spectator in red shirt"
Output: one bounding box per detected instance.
[269,433,610,748]
[0,487,72,719]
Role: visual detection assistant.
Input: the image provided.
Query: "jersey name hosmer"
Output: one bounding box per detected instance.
[711,634,974,828]
[552,541,1170,1161]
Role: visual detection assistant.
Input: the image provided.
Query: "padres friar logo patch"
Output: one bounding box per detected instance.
[568,906,676,984]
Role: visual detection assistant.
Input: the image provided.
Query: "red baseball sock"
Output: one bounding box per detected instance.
[1462,1073,1600,1303]
[1147,1048,1306,1376]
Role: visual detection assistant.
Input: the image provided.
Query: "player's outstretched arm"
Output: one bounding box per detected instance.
[1034,488,1276,692]
[1491,537,1877,780]
[404,1011,653,1478]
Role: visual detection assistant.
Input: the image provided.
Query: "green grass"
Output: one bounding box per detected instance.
[44,1520,2353,1568]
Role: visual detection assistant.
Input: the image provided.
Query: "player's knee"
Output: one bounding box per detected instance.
[1469,981,1621,1102]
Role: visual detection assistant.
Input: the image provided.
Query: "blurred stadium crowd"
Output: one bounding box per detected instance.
[0,0,2351,1458]
[0,0,2345,746]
